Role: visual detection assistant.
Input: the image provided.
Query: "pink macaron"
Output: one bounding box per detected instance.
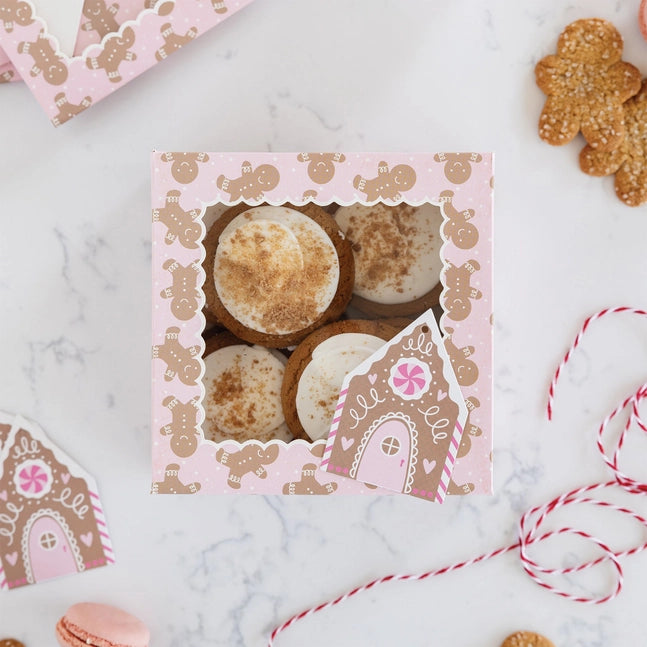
[56,602,150,647]
[641,0,647,41]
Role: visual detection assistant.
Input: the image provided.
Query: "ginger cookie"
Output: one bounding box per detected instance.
[203,332,293,443]
[580,79,647,206]
[334,203,443,317]
[500,631,555,647]
[0,641,24,647]
[536,18,641,151]
[204,203,354,347]
[282,319,400,441]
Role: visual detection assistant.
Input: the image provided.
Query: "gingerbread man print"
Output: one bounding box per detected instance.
[0,0,33,32]
[152,190,202,249]
[439,190,479,250]
[52,92,93,127]
[282,463,338,495]
[18,31,68,85]
[217,161,280,201]
[86,26,136,82]
[152,327,201,386]
[215,444,279,489]
[297,152,346,184]
[444,327,478,387]
[81,0,120,39]
[152,464,201,494]
[434,152,482,184]
[442,260,482,321]
[160,258,201,320]
[353,161,416,201]
[0,70,15,83]
[160,152,208,184]
[160,396,201,458]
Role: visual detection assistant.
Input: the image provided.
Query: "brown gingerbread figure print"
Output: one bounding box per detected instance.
[439,190,479,250]
[160,258,201,320]
[86,26,136,83]
[282,463,338,495]
[353,161,416,201]
[297,152,346,184]
[579,79,647,207]
[81,0,120,39]
[217,161,280,201]
[0,70,15,83]
[442,260,482,322]
[0,0,33,32]
[210,0,227,12]
[155,23,198,62]
[456,396,482,459]
[52,92,93,127]
[447,478,475,495]
[160,152,208,184]
[152,190,202,249]
[434,153,482,184]
[18,31,68,85]
[152,464,201,494]
[160,396,201,458]
[215,444,280,490]
[152,326,201,386]
[444,327,478,387]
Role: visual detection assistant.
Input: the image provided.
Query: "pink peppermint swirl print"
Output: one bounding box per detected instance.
[388,358,432,400]
[14,459,53,499]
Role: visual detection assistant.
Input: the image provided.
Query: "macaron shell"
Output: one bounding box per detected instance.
[58,603,149,647]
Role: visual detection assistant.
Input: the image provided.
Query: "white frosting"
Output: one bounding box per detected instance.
[214,206,340,335]
[335,203,444,305]
[296,333,385,441]
[203,344,291,442]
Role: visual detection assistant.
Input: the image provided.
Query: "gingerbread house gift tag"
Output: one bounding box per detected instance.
[322,312,468,503]
[0,414,114,590]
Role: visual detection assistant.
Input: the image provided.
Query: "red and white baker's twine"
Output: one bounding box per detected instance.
[268,307,647,646]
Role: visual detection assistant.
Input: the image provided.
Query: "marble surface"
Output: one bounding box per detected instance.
[2,0,647,645]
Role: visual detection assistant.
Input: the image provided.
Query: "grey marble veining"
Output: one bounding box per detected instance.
[2,1,647,645]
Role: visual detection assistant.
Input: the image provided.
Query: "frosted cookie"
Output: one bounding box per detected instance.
[203,332,293,443]
[501,632,555,647]
[282,320,399,441]
[334,203,444,317]
[204,204,354,347]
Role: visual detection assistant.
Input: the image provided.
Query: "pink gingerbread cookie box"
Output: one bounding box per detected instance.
[0,0,254,125]
[151,152,494,501]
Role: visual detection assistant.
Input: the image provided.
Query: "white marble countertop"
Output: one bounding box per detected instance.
[2,1,647,645]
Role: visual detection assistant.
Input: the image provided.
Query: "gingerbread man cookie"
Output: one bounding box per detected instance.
[536,18,641,151]
[86,26,137,82]
[444,327,478,387]
[52,92,93,127]
[152,326,201,386]
[216,161,280,201]
[580,79,647,207]
[160,152,208,184]
[160,396,200,458]
[152,463,201,494]
[215,444,280,489]
[353,161,416,201]
[81,0,120,38]
[501,632,554,647]
[0,0,33,32]
[18,31,68,85]
[282,463,338,495]
[439,190,479,250]
[152,190,202,249]
[442,260,482,322]
[160,258,201,320]
[297,152,346,184]
[434,152,482,184]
